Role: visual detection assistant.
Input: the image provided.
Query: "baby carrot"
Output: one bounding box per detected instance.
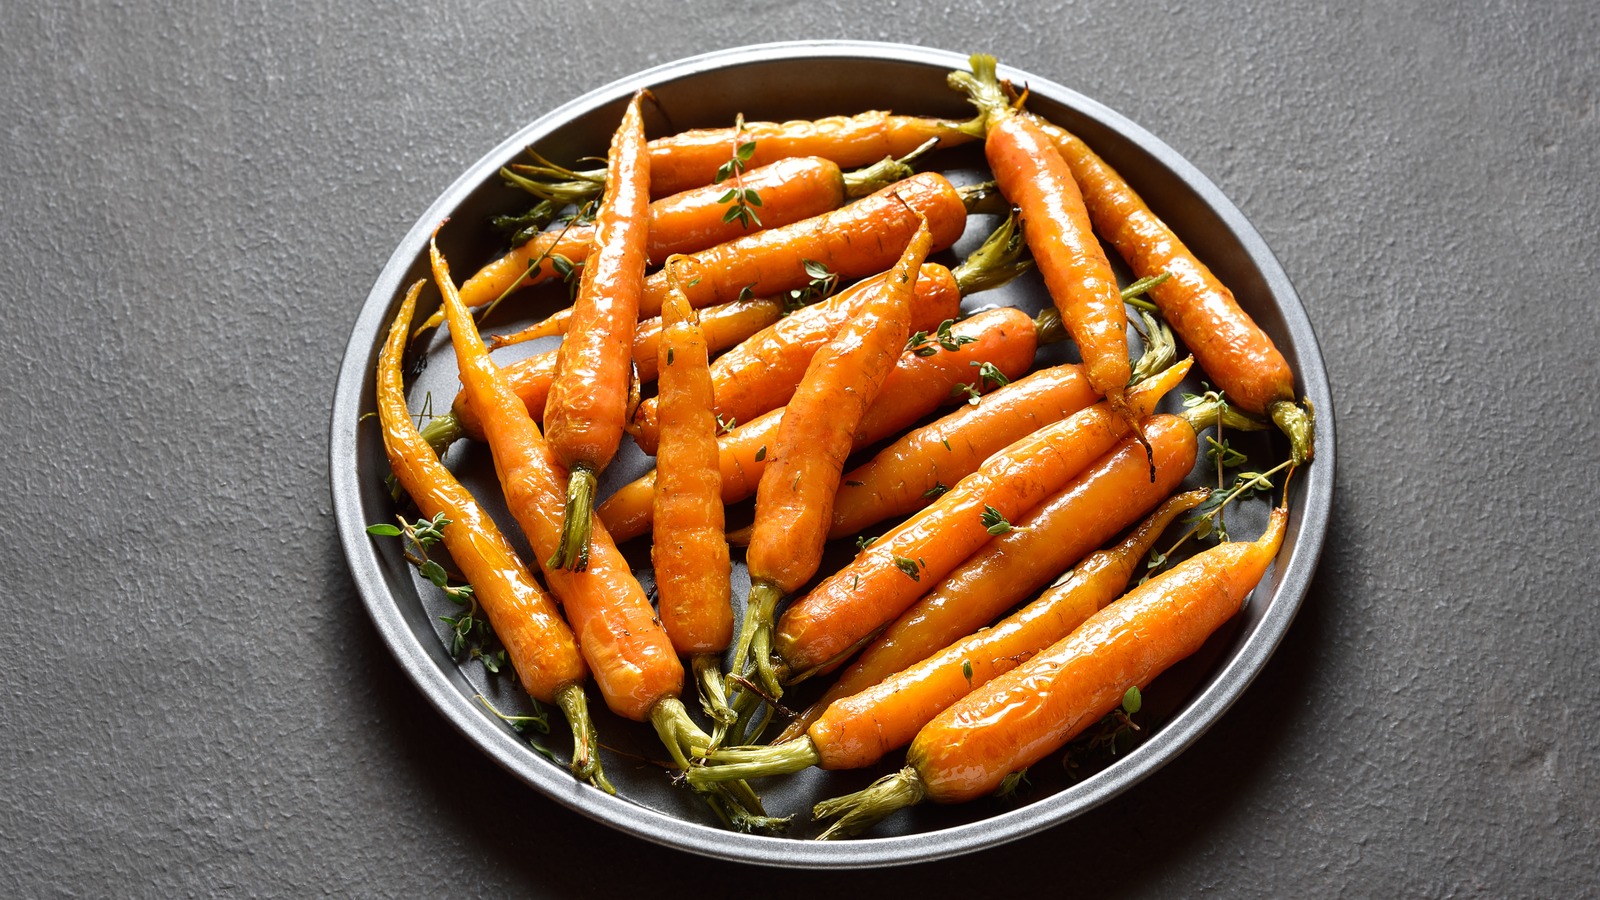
[951,55,1150,460]
[597,304,1039,543]
[652,258,737,725]
[773,358,1193,681]
[376,280,608,792]
[1035,119,1315,463]
[812,505,1289,838]
[731,217,935,701]
[690,485,1207,784]
[781,419,1200,742]
[545,91,652,571]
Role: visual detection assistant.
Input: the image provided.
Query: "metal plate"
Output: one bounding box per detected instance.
[329,41,1335,868]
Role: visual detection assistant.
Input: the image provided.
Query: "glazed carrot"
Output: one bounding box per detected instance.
[781,418,1200,742]
[508,172,971,341]
[628,212,1034,454]
[652,258,737,725]
[465,154,918,343]
[433,294,786,450]
[376,280,608,792]
[730,217,935,700]
[812,505,1289,838]
[690,485,1207,784]
[551,109,984,200]
[545,91,652,571]
[1035,119,1315,463]
[772,358,1193,681]
[951,55,1148,455]
[597,304,1040,543]
[433,236,780,830]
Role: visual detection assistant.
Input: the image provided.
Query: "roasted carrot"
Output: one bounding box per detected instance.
[543,109,984,200]
[433,235,780,830]
[772,358,1193,682]
[506,172,972,342]
[463,153,921,343]
[544,91,652,571]
[597,304,1040,543]
[811,504,1289,838]
[1035,119,1315,463]
[376,280,609,792]
[730,217,934,701]
[690,484,1208,784]
[652,258,737,725]
[781,418,1201,742]
[950,55,1150,462]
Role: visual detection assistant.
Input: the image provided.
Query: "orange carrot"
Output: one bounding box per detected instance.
[730,217,934,701]
[376,280,608,791]
[597,305,1040,543]
[772,358,1193,681]
[544,91,652,571]
[1035,119,1315,463]
[812,505,1289,838]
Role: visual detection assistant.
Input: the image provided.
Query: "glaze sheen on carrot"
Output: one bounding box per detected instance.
[596,305,1040,543]
[773,358,1193,680]
[731,217,935,699]
[1035,119,1314,461]
[781,416,1200,742]
[812,506,1288,838]
[376,281,608,791]
[545,91,652,571]
[512,172,969,341]
[628,264,963,455]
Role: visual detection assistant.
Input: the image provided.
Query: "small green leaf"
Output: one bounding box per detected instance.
[922,482,949,500]
[855,534,878,552]
[980,505,1012,536]
[736,140,757,161]
[365,524,402,537]
[754,445,767,461]
[419,559,449,588]
[893,556,922,581]
[744,188,762,206]
[717,188,738,203]
[1122,685,1142,714]
[962,660,974,683]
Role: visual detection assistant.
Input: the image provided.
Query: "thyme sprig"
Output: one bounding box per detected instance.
[715,115,762,229]
[366,513,504,672]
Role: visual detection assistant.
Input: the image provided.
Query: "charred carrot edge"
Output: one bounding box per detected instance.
[773,358,1194,682]
[376,280,610,793]
[951,54,1153,468]
[545,92,653,571]
[652,257,738,728]
[731,215,935,707]
[812,504,1289,838]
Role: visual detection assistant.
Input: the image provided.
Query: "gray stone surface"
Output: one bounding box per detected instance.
[2,0,1596,895]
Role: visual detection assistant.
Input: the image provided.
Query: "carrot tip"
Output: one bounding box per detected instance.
[548,466,597,571]
[555,683,614,794]
[725,580,786,719]
[813,766,926,840]
[692,653,738,729]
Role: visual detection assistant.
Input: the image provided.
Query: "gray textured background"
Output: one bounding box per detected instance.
[3,1,1597,896]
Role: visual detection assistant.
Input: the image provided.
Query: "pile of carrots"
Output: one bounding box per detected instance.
[368,53,1314,840]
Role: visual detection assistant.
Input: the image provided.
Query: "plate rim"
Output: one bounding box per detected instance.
[329,39,1336,869]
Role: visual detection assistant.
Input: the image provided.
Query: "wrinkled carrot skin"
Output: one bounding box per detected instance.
[747,220,935,595]
[652,269,733,654]
[451,296,784,442]
[986,114,1133,412]
[774,358,1192,676]
[458,157,850,314]
[523,173,968,340]
[911,507,1288,804]
[545,91,652,479]
[629,264,963,454]
[643,111,979,198]
[377,283,587,703]
[433,241,682,721]
[597,306,1038,543]
[1038,121,1295,415]
[793,426,1200,757]
[828,363,1099,539]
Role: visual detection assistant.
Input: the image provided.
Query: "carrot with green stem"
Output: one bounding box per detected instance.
[1034,118,1315,463]
[376,280,610,792]
[506,172,979,342]
[628,211,1034,454]
[811,500,1291,838]
[729,215,935,704]
[950,54,1152,468]
[432,235,781,831]
[690,481,1209,785]
[598,303,1040,544]
[544,91,652,571]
